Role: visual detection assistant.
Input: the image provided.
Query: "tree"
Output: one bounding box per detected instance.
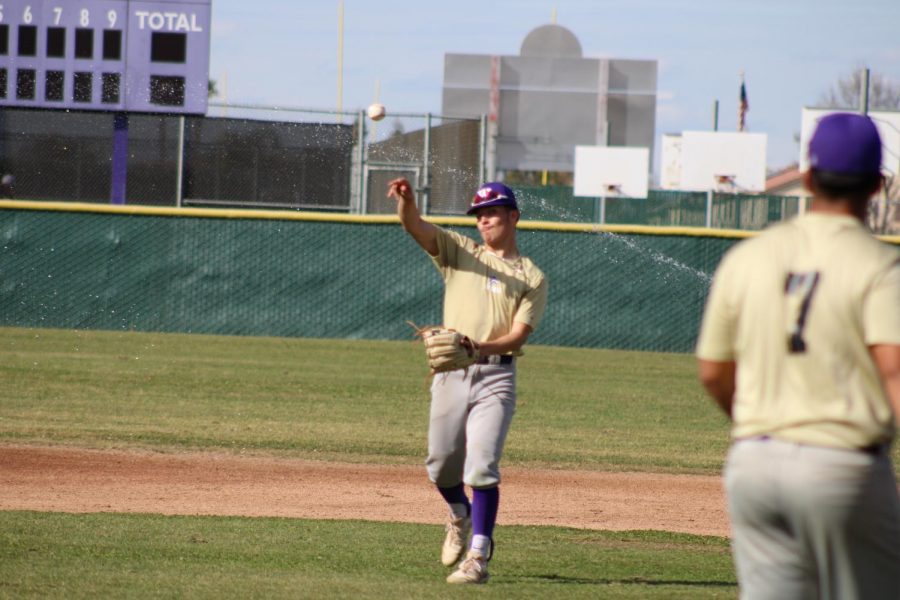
[872,176,900,235]
[818,67,900,110]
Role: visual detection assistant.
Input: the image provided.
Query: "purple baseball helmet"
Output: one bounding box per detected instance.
[809,113,882,175]
[466,182,518,215]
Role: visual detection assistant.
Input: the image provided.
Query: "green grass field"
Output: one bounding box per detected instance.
[0,326,731,472]
[0,326,742,598]
[0,512,736,599]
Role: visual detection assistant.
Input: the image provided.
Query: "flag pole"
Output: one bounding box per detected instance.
[738,70,748,132]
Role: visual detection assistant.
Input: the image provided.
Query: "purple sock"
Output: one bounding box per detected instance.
[437,484,470,515]
[471,486,499,539]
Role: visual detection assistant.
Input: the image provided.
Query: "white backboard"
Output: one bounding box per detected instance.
[660,134,683,190]
[799,108,900,177]
[573,146,650,198]
[679,131,767,192]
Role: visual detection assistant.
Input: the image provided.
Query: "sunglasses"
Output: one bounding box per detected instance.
[472,189,508,205]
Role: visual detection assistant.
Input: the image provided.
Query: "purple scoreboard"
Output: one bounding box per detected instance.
[0,0,211,114]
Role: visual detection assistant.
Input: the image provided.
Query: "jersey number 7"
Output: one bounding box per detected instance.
[785,272,820,353]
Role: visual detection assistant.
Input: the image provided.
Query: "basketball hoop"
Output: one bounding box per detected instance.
[715,174,735,185]
[604,184,622,195]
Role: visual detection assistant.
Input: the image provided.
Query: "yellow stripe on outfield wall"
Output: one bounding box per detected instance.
[1,200,897,244]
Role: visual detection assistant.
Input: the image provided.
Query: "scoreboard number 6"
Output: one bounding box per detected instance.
[784,272,820,353]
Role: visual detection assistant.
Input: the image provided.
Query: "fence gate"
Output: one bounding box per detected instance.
[363,163,421,214]
[359,113,485,216]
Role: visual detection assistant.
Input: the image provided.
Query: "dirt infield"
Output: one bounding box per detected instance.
[0,445,730,537]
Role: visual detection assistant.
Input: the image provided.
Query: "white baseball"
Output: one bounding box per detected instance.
[367,103,386,121]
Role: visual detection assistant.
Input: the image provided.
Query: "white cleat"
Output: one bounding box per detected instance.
[446,549,489,584]
[441,515,471,567]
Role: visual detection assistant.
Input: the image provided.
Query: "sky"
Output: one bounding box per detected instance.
[207,0,900,178]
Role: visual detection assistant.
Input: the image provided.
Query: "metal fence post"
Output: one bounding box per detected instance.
[705,189,713,227]
[478,114,487,186]
[111,113,129,205]
[357,109,366,214]
[859,67,870,115]
[175,115,185,208]
[421,112,431,216]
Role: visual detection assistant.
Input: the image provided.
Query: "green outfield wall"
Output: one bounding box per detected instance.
[3,202,895,352]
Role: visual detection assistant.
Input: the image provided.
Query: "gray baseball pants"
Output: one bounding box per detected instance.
[426,363,516,489]
[724,437,900,600]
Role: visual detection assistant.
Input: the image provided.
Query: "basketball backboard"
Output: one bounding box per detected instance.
[799,108,900,178]
[679,131,767,192]
[573,146,649,198]
[660,134,682,190]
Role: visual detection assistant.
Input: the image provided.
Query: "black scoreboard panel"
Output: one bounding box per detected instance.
[0,0,210,114]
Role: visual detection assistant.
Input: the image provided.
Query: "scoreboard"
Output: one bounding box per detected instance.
[0,0,211,114]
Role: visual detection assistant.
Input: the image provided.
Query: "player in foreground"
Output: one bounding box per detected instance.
[696,113,900,599]
[388,178,548,584]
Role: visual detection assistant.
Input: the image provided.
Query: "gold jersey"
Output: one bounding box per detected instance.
[431,227,548,351]
[697,213,900,449]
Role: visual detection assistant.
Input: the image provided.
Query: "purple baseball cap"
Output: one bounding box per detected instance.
[467,182,518,215]
[808,113,882,175]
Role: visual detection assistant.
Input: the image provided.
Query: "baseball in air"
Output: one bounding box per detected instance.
[367,103,386,121]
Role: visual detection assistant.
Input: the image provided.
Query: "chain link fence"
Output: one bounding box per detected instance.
[0,205,734,352]
[0,104,485,215]
[0,104,896,232]
[516,185,804,230]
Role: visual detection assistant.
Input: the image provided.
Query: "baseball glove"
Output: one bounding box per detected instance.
[408,322,480,374]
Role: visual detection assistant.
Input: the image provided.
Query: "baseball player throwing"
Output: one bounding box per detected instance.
[389,177,548,584]
[697,113,900,599]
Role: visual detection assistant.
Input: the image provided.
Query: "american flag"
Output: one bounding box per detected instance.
[738,77,749,132]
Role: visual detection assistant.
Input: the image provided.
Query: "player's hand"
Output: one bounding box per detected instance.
[460,336,479,358]
[390,177,436,253]
[388,178,415,203]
